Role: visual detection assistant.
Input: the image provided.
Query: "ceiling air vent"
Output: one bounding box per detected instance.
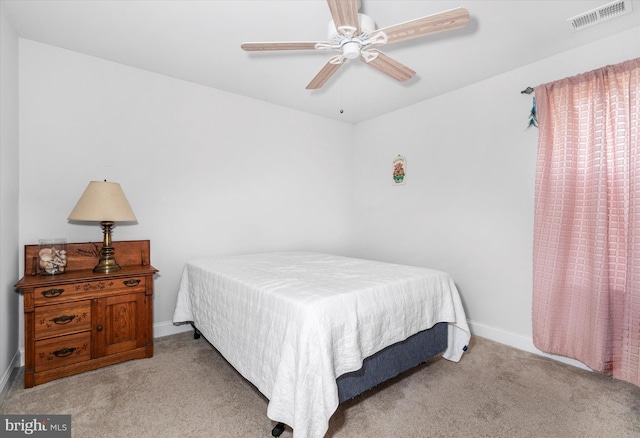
[567,0,633,31]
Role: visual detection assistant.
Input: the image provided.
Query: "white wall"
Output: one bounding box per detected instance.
[9,21,640,387]
[352,26,640,364]
[18,40,355,340]
[0,2,21,401]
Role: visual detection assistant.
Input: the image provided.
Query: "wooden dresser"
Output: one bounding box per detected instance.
[15,240,158,388]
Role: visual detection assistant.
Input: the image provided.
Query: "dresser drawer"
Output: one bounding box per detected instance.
[34,276,146,305]
[35,332,91,372]
[35,301,91,339]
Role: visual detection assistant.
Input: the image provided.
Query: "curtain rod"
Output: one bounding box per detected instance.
[521,87,534,94]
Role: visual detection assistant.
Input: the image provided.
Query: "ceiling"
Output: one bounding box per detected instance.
[3,0,640,124]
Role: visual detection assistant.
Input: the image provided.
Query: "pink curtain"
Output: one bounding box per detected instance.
[533,58,640,387]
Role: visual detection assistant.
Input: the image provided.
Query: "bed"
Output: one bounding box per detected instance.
[172,252,470,438]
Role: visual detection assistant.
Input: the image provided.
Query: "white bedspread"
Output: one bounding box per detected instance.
[173,252,470,438]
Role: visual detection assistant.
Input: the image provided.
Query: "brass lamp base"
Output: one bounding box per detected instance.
[94,221,121,273]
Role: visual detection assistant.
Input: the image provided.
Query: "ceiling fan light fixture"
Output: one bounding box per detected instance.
[342,41,361,59]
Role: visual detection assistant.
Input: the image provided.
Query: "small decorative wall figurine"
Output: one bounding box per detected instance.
[392,155,406,186]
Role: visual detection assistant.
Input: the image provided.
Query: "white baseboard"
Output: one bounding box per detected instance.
[153,320,193,338]
[467,319,591,371]
[0,349,22,405]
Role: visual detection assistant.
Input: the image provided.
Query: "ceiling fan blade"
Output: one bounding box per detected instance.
[241,42,320,51]
[306,60,345,89]
[362,50,415,82]
[327,0,360,34]
[376,7,469,45]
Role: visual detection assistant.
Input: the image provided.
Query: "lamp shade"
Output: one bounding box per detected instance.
[68,181,137,222]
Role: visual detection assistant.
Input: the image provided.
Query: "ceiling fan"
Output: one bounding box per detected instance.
[241,0,470,90]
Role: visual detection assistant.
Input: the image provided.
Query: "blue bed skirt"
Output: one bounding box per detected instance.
[337,322,448,402]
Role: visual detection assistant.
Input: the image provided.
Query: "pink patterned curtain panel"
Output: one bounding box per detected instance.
[533,58,640,387]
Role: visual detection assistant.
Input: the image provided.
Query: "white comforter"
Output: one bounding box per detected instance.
[172,252,470,438]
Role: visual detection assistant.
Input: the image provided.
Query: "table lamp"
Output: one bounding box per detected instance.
[68,181,137,273]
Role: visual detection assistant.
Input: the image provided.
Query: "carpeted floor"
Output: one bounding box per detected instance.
[1,332,639,437]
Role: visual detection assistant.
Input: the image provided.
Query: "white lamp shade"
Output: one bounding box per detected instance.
[68,181,137,222]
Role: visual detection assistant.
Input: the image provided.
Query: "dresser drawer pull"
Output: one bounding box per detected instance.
[51,315,76,325]
[52,347,76,358]
[41,288,64,298]
[123,279,141,287]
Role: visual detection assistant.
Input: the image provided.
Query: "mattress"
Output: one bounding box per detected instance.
[173,251,470,438]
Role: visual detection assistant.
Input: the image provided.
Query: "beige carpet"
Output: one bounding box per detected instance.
[1,332,639,437]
